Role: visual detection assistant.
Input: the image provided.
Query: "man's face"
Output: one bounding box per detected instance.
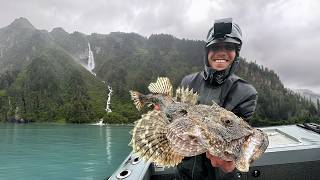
[207,42,236,71]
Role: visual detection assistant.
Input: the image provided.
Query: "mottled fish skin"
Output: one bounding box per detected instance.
[129,77,269,172]
[166,103,254,163]
[166,117,207,156]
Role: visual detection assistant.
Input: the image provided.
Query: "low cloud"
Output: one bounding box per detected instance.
[1,0,320,93]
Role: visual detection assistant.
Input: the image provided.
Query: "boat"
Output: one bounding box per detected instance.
[107,123,320,180]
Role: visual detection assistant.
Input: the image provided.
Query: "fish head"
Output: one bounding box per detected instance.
[130,77,174,111]
[130,91,173,111]
[200,107,268,171]
[210,108,254,142]
[145,94,174,110]
[198,106,253,147]
[144,94,163,108]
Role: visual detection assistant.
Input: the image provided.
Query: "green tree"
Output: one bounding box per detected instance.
[103,112,128,124]
[65,70,93,123]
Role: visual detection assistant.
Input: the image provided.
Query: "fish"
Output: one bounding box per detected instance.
[129,77,268,172]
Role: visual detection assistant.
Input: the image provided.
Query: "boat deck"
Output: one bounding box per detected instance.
[108,124,320,180]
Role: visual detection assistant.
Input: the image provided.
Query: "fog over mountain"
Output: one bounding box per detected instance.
[293,89,320,108]
[1,0,320,94]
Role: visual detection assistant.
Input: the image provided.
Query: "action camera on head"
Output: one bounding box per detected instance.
[213,18,233,39]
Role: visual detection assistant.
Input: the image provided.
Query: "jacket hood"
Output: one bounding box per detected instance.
[202,53,241,85]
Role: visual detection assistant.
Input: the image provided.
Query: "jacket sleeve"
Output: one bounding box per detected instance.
[180,76,189,87]
[180,73,198,88]
[223,79,258,119]
[232,93,258,119]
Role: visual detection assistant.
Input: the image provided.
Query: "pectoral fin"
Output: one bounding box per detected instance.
[130,110,184,166]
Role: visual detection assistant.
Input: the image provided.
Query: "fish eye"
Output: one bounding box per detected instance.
[222,117,232,125]
[188,135,197,140]
[179,109,188,116]
[147,103,154,108]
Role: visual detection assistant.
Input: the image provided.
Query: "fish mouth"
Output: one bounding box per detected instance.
[221,135,251,162]
[235,129,269,172]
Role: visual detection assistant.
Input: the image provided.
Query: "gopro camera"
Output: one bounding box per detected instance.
[213,18,233,39]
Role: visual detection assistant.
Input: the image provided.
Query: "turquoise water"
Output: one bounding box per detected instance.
[0,123,132,180]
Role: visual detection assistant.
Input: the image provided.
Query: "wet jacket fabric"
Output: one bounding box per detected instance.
[176,71,257,180]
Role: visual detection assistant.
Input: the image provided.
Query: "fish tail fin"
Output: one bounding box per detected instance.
[130,110,184,166]
[129,90,145,111]
[148,77,173,97]
[175,87,199,105]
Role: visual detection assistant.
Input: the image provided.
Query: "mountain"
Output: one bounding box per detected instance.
[3,17,35,31]
[0,18,319,125]
[293,89,320,107]
[50,27,69,43]
[0,18,107,123]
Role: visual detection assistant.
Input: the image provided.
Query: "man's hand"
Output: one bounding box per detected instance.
[206,152,236,173]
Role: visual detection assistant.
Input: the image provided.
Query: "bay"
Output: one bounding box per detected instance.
[0,123,132,180]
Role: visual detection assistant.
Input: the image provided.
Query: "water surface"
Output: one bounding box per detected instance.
[0,123,132,180]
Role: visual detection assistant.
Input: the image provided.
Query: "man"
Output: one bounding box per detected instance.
[177,18,258,180]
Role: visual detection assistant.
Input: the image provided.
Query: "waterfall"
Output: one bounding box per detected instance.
[85,44,114,120]
[105,85,113,113]
[87,43,96,76]
[91,83,112,125]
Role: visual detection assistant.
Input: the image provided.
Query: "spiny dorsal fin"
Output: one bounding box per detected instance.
[130,110,183,167]
[148,77,173,97]
[129,90,144,111]
[175,87,198,105]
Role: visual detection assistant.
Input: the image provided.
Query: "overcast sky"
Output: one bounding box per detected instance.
[1,0,320,94]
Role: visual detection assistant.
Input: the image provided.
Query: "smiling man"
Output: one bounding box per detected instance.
[177,18,258,180]
[207,42,237,71]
